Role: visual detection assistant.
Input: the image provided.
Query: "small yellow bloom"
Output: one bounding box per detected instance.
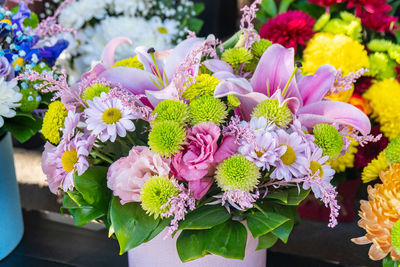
[327,140,358,173]
[42,101,68,144]
[361,151,388,183]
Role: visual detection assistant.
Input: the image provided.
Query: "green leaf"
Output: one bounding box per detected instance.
[62,193,104,226]
[257,232,278,250]
[4,113,42,143]
[23,12,39,28]
[221,30,242,50]
[247,210,289,238]
[286,188,310,205]
[204,220,247,260]
[188,18,203,33]
[193,2,205,15]
[278,0,295,13]
[145,218,172,243]
[110,197,159,254]
[270,206,294,243]
[260,0,277,17]
[177,230,208,262]
[178,205,231,230]
[383,255,400,267]
[265,190,289,204]
[74,166,111,213]
[256,12,269,23]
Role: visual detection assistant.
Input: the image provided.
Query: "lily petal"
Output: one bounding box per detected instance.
[99,66,158,96]
[297,100,371,135]
[203,59,234,74]
[145,83,180,108]
[101,37,133,68]
[214,77,253,98]
[251,44,303,106]
[298,65,336,106]
[135,46,166,75]
[165,37,204,79]
[235,92,269,121]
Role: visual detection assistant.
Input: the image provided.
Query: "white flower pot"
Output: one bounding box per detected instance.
[128,228,266,267]
[0,133,24,260]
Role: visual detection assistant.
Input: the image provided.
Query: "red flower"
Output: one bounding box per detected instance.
[259,11,315,51]
[308,0,344,6]
[354,125,389,169]
[347,0,392,13]
[356,7,398,33]
[354,76,373,94]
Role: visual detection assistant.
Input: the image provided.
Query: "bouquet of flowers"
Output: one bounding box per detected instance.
[0,1,68,142]
[56,0,204,81]
[28,1,376,262]
[352,136,400,267]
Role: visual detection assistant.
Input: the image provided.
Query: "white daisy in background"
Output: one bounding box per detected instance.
[270,129,309,181]
[59,0,109,29]
[85,92,137,142]
[0,78,22,128]
[303,146,336,199]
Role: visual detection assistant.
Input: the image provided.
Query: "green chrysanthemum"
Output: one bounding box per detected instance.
[148,121,186,157]
[251,39,272,58]
[215,154,260,192]
[314,13,331,31]
[388,45,400,64]
[221,47,253,68]
[251,99,292,128]
[392,219,400,254]
[152,100,188,125]
[313,124,343,159]
[140,176,179,218]
[182,74,220,100]
[368,52,397,79]
[112,56,144,69]
[81,83,111,102]
[189,95,227,126]
[42,101,68,144]
[227,94,241,108]
[367,39,395,52]
[385,136,400,164]
[19,87,40,113]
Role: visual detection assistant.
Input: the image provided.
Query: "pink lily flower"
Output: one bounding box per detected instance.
[212,44,371,135]
[82,36,205,108]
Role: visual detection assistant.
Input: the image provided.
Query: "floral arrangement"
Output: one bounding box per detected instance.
[56,0,204,81]
[0,1,68,142]
[256,0,400,222]
[30,1,376,261]
[352,136,400,266]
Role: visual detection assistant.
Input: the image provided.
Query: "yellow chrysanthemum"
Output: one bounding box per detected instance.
[352,164,400,262]
[112,56,144,69]
[361,151,388,183]
[363,79,400,140]
[327,140,357,172]
[42,101,68,144]
[303,33,369,75]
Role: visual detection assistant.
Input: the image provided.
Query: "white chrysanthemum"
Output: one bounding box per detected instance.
[111,0,153,16]
[0,78,22,127]
[59,0,110,29]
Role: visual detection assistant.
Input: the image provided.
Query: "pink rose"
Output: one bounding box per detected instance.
[107,146,171,204]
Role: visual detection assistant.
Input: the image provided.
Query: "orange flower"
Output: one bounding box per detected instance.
[352,164,400,261]
[349,94,371,115]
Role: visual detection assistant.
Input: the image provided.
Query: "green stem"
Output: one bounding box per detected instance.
[116,137,130,149]
[126,133,135,146]
[281,65,299,98]
[91,151,113,164]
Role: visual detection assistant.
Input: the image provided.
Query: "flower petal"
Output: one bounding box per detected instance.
[250,44,303,105]
[188,177,214,200]
[298,65,336,106]
[203,59,234,74]
[235,92,268,121]
[145,83,180,108]
[297,100,371,135]
[101,37,133,68]
[214,78,253,98]
[165,37,204,79]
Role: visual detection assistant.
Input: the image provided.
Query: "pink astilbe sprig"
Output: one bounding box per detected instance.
[34,0,77,37]
[221,190,259,212]
[106,86,154,123]
[260,175,340,228]
[14,70,86,108]
[329,68,368,95]
[240,0,262,49]
[173,35,221,94]
[349,129,382,147]
[222,115,255,145]
[161,180,196,239]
